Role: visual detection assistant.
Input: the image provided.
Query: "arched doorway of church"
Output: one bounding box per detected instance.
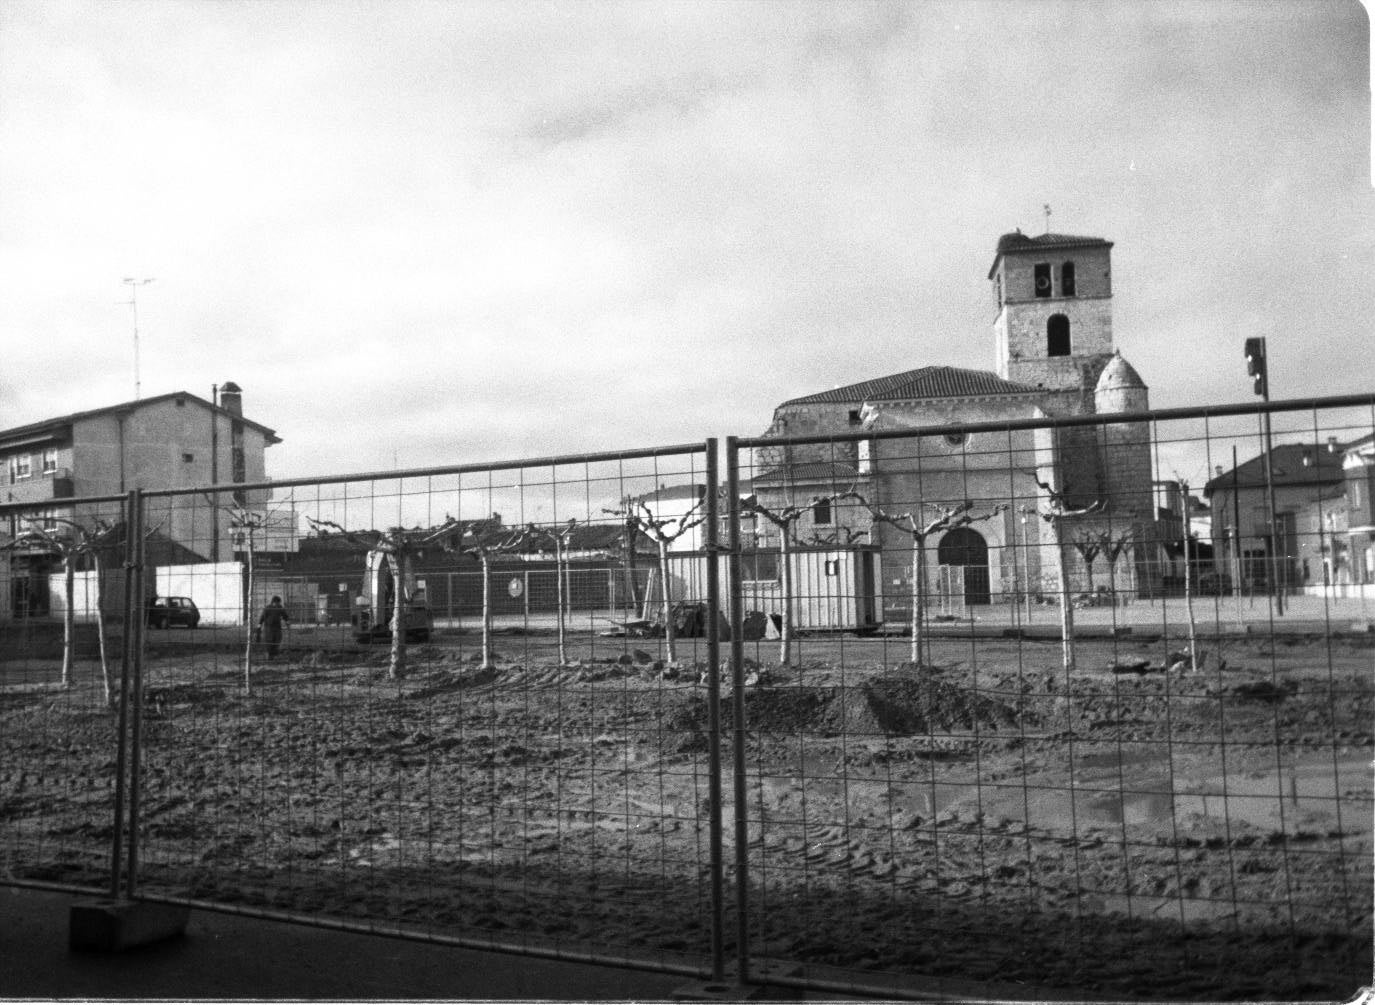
[937,527,991,606]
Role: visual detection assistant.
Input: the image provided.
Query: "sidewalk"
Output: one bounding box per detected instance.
[0,886,692,1000]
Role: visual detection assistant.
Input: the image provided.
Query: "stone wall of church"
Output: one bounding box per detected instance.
[754,403,862,473]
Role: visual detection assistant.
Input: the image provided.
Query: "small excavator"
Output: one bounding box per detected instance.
[353,547,433,644]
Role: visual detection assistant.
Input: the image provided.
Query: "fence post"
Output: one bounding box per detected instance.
[725,436,750,984]
[124,488,147,896]
[703,439,725,982]
[73,487,186,950]
[107,489,140,898]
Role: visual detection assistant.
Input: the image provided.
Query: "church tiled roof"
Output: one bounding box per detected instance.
[995,231,1111,254]
[752,461,860,485]
[779,366,1040,407]
[989,230,1113,277]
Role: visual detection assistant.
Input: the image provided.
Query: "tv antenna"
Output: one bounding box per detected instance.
[121,277,154,399]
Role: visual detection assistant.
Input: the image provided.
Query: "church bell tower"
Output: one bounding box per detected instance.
[990,230,1116,397]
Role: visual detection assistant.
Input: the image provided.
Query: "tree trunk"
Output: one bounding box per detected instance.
[480,552,494,668]
[658,539,676,663]
[388,551,407,680]
[555,536,568,664]
[94,553,112,707]
[625,524,642,615]
[243,534,255,693]
[1054,520,1076,673]
[910,535,925,666]
[1182,528,1198,670]
[778,530,793,667]
[61,558,74,689]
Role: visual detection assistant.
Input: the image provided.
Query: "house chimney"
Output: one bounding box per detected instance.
[220,381,243,417]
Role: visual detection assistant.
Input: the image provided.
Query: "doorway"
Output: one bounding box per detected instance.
[937,527,991,605]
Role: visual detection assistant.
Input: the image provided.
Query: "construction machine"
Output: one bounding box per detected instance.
[353,547,433,644]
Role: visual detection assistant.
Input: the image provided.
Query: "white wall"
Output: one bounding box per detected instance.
[156,561,244,625]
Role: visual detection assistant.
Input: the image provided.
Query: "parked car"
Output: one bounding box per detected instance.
[147,596,200,629]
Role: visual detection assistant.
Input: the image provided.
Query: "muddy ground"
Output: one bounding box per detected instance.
[1,630,1371,1000]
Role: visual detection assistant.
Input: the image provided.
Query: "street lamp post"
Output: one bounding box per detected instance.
[1246,337,1283,616]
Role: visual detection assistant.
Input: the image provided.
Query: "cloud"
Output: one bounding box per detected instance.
[0,1,1369,488]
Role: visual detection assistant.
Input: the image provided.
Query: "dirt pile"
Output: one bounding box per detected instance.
[661,674,1033,746]
[825,672,1031,737]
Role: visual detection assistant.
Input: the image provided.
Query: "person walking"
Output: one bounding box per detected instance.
[258,595,289,659]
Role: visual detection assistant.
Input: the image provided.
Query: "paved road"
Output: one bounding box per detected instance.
[1,886,693,1001]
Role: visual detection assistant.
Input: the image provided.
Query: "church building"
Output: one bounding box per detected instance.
[751,230,1159,615]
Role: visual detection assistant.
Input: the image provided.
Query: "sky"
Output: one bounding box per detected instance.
[0,0,1371,484]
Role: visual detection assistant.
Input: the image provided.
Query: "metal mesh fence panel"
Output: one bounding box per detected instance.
[121,446,731,974]
[2,398,1372,999]
[0,493,131,894]
[728,400,1374,1000]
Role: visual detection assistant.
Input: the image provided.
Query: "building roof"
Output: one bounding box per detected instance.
[1203,442,1347,496]
[752,461,860,486]
[0,391,281,450]
[988,230,1112,277]
[779,366,1040,408]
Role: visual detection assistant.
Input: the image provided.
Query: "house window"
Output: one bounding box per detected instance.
[848,410,862,426]
[1034,262,1052,298]
[12,454,32,480]
[813,498,832,526]
[742,551,779,582]
[858,439,873,475]
[1061,261,1076,296]
[42,449,58,474]
[183,452,195,463]
[1047,314,1071,356]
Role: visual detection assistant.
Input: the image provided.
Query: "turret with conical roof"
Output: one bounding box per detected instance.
[1094,350,1148,414]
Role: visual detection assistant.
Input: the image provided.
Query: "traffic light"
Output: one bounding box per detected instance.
[1244,337,1268,397]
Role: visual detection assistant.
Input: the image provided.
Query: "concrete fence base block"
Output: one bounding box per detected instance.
[672,980,768,1001]
[673,960,802,1001]
[69,898,189,952]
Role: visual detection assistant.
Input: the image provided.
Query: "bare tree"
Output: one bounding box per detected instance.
[308,516,461,680]
[740,488,859,667]
[1072,533,1103,598]
[605,494,707,663]
[458,518,532,671]
[1096,528,1135,607]
[1177,479,1198,671]
[3,519,114,695]
[528,518,577,664]
[225,504,269,692]
[620,514,644,617]
[806,524,870,547]
[1025,474,1104,674]
[847,491,1004,668]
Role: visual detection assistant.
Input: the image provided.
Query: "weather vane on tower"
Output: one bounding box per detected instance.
[1043,203,1052,234]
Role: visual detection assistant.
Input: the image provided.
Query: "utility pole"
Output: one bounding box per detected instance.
[1246,337,1283,616]
[122,278,154,400]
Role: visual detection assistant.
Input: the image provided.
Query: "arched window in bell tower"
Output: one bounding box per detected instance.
[1061,261,1076,296]
[1047,314,1071,356]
